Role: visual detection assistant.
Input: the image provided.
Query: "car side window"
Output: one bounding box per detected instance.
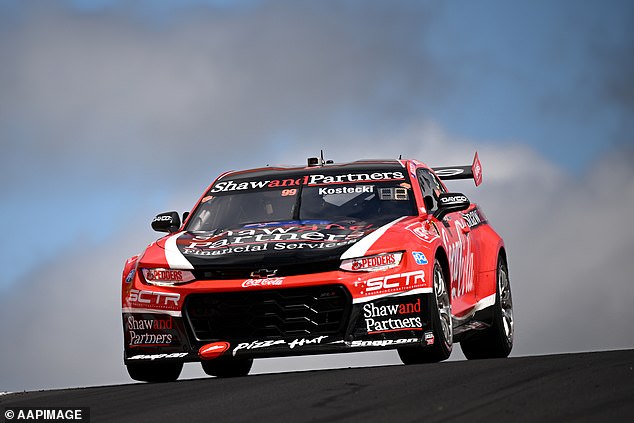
[417,168,445,213]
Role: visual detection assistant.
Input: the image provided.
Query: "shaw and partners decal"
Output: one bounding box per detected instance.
[125,315,175,347]
[182,224,371,256]
[363,297,423,334]
[354,270,425,298]
[210,171,406,193]
[232,336,328,356]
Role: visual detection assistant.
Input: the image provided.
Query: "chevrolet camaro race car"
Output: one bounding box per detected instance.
[121,153,514,382]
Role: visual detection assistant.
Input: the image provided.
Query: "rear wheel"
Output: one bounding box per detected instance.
[126,361,183,383]
[460,256,514,359]
[201,358,253,378]
[398,259,452,364]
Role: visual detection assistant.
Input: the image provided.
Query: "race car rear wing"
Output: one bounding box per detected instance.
[432,152,483,187]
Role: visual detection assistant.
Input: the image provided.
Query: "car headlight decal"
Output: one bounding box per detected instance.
[340,252,403,272]
[141,268,196,286]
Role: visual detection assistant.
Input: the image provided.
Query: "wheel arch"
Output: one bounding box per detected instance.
[498,246,508,268]
[434,247,451,298]
[121,255,140,303]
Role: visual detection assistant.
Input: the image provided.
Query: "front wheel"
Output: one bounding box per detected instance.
[126,361,183,383]
[398,259,452,364]
[460,256,514,359]
[201,358,253,378]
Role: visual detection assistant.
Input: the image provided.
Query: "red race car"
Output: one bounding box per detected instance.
[121,153,513,382]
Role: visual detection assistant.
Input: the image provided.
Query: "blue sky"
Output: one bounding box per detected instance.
[2,0,630,288]
[425,1,633,165]
[0,0,632,391]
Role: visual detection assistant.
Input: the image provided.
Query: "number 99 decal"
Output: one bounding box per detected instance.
[281,189,298,197]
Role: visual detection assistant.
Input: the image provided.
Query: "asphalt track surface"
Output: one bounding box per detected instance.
[2,350,633,422]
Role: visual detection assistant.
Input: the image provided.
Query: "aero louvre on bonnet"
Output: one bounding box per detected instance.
[184,285,351,341]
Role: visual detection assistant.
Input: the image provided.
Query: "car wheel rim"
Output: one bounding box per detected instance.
[435,264,452,344]
[499,266,514,343]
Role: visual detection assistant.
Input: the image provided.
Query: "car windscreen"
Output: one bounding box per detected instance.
[187,188,299,232]
[298,183,416,225]
[186,174,417,232]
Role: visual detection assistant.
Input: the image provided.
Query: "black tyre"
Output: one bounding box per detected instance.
[460,256,514,359]
[201,358,253,378]
[126,361,183,383]
[398,259,452,364]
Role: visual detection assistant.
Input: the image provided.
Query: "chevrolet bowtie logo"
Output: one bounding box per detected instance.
[249,269,278,279]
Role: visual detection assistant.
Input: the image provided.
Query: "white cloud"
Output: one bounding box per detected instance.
[0,231,134,391]
[0,2,440,184]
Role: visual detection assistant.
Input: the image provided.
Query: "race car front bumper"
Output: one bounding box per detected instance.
[122,287,437,364]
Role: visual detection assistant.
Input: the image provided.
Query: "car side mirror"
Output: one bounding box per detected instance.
[151,211,181,233]
[433,193,470,221]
